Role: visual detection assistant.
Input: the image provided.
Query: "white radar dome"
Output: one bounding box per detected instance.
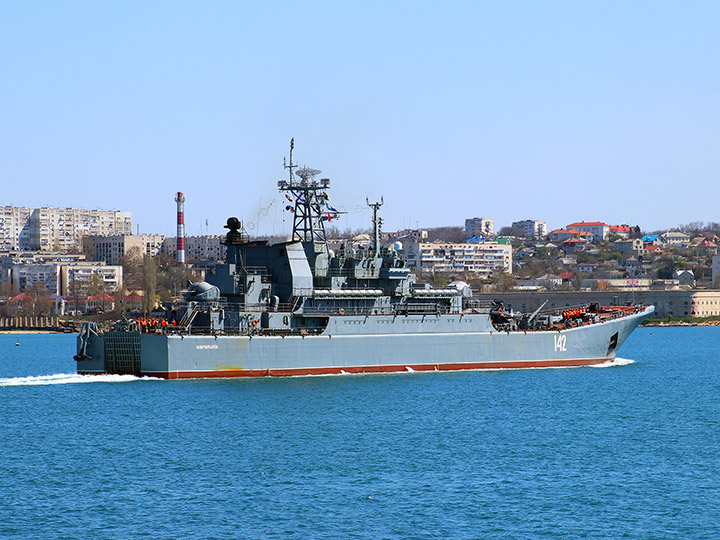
[445,280,473,298]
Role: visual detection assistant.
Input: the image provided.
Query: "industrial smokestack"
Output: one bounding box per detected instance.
[175,192,186,264]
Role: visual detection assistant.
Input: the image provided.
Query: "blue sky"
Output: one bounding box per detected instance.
[2,1,718,238]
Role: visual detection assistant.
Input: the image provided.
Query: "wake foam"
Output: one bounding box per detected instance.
[589,357,635,368]
[0,373,160,387]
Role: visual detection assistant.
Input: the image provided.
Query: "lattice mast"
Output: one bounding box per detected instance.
[278,138,337,246]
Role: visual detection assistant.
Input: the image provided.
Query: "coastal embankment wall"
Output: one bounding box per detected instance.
[0,316,69,332]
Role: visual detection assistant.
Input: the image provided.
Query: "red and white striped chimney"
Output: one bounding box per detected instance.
[175,192,186,264]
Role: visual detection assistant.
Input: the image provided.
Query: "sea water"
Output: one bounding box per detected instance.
[0,328,718,539]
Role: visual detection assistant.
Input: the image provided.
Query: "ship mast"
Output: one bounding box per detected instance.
[278,139,338,246]
[367,197,384,257]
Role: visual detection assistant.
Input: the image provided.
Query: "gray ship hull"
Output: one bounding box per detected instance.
[76,306,653,378]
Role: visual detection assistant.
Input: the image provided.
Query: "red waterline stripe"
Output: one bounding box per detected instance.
[142,357,611,379]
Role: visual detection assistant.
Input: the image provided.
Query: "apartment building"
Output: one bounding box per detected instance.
[406,240,512,277]
[566,221,609,241]
[85,234,165,265]
[660,231,691,247]
[4,259,122,296]
[0,207,33,250]
[161,236,226,261]
[511,219,547,238]
[464,217,495,238]
[0,205,132,251]
[61,263,123,296]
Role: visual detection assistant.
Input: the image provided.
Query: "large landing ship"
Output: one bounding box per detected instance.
[75,143,653,378]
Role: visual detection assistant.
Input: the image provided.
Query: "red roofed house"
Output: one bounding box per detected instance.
[8,292,34,306]
[609,225,632,239]
[691,232,720,245]
[561,237,588,254]
[696,239,718,256]
[5,293,35,316]
[124,292,144,311]
[566,221,610,241]
[85,293,115,313]
[549,229,579,242]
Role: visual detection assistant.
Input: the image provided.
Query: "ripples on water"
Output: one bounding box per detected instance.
[1,330,718,539]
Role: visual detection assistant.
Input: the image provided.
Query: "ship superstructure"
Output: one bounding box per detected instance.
[75,142,653,378]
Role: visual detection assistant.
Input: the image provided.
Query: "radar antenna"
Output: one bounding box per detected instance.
[283,137,297,184]
[278,139,340,246]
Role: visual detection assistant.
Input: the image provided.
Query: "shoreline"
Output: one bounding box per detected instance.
[641,320,720,327]
[0,330,73,335]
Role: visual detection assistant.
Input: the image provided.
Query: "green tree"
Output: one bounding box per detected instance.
[157,264,199,301]
[526,260,547,278]
[425,226,468,243]
[142,255,158,315]
[657,257,677,279]
[113,284,127,316]
[27,282,53,316]
[420,272,450,288]
[576,252,593,263]
[0,280,18,300]
[122,246,143,291]
[87,273,104,296]
[571,273,583,290]
[494,272,515,292]
[68,277,86,315]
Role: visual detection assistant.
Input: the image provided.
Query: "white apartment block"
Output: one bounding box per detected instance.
[0,207,33,250]
[406,241,512,277]
[86,235,165,265]
[161,236,226,261]
[566,221,609,241]
[0,206,131,251]
[0,251,88,267]
[7,264,62,295]
[511,219,548,238]
[464,217,495,238]
[62,263,123,296]
[660,231,691,246]
[6,261,122,296]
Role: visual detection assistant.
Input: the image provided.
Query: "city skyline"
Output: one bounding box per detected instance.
[0,200,708,248]
[2,2,718,238]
